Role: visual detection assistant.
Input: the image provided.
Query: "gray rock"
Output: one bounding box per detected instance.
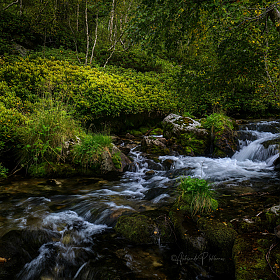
[162,114,208,138]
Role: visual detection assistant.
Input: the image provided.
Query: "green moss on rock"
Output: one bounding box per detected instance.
[198,217,237,274]
[198,218,238,253]
[115,212,175,244]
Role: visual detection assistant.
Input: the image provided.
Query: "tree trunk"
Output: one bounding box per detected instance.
[76,3,79,32]
[90,12,99,65]
[108,0,116,42]
[268,7,280,34]
[85,0,89,65]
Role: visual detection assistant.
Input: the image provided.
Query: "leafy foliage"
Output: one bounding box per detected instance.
[0,101,25,154]
[0,56,177,124]
[17,98,81,174]
[0,163,8,179]
[179,176,218,216]
[201,113,234,133]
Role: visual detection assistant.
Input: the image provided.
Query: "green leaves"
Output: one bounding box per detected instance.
[0,163,8,179]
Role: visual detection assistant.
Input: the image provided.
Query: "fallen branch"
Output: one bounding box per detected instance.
[266,241,280,279]
[237,190,280,197]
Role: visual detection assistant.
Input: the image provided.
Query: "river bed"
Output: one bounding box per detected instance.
[0,120,280,279]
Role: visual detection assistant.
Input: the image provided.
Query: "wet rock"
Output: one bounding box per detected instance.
[119,146,131,155]
[197,218,238,275]
[162,114,208,138]
[145,170,155,176]
[273,155,280,171]
[46,179,62,186]
[213,126,238,158]
[144,186,164,200]
[0,229,60,280]
[165,167,194,179]
[161,159,174,170]
[125,133,135,139]
[141,136,170,156]
[145,159,163,170]
[115,247,171,279]
[169,202,208,254]
[101,145,131,174]
[115,211,175,244]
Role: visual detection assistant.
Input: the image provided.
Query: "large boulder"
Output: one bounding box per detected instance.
[163,114,208,138]
[141,136,170,155]
[212,126,238,158]
[162,114,209,156]
[115,211,176,244]
[101,145,131,174]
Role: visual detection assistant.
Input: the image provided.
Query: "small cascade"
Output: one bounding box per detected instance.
[233,135,279,162]
[233,120,280,163]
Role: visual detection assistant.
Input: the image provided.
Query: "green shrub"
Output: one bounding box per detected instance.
[0,163,8,178]
[17,98,81,174]
[201,112,233,133]
[72,133,112,169]
[0,57,178,125]
[0,102,25,153]
[179,176,218,216]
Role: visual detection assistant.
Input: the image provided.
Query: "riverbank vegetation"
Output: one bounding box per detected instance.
[1,0,280,178]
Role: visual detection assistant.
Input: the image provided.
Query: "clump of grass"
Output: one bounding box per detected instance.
[17,98,81,174]
[179,176,218,216]
[72,133,112,170]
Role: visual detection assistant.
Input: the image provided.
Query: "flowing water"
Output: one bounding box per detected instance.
[0,120,280,279]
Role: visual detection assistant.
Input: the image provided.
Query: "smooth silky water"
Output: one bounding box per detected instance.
[0,120,280,279]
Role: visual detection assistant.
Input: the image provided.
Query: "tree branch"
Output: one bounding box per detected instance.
[3,0,19,11]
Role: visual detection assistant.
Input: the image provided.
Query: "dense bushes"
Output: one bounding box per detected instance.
[0,52,179,177]
[0,55,178,125]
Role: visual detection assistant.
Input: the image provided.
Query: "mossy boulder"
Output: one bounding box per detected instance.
[197,217,238,274]
[162,114,208,138]
[233,233,280,280]
[115,211,175,244]
[198,218,238,254]
[141,136,170,155]
[169,200,208,254]
[101,145,131,174]
[212,126,238,158]
[162,114,209,156]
